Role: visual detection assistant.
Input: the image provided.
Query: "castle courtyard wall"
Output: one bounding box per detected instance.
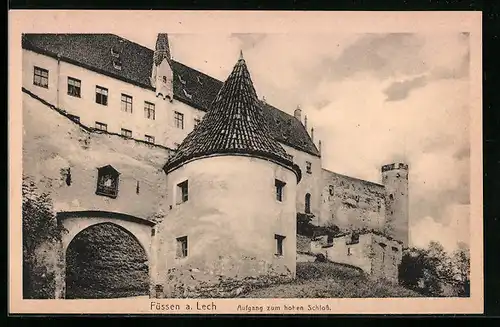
[320,169,387,230]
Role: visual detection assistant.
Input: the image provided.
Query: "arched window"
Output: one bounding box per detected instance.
[305,193,311,213]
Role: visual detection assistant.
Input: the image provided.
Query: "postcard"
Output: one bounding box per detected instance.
[8,10,483,314]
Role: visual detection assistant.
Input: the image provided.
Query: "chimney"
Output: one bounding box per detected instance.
[311,127,314,141]
[304,115,308,129]
[294,105,302,122]
[319,140,322,154]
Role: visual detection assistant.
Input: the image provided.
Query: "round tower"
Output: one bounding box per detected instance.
[156,52,302,296]
[381,162,409,247]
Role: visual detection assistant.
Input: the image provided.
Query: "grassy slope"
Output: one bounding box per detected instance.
[239,262,422,298]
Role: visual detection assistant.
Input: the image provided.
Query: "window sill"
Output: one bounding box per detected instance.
[274,254,284,258]
[95,190,118,199]
[68,93,81,98]
[34,84,48,89]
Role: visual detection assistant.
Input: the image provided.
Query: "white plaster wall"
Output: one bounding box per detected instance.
[22,49,205,149]
[156,155,298,283]
[281,144,322,225]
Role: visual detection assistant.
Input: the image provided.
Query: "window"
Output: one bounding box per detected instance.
[347,247,352,256]
[113,58,122,70]
[176,180,188,204]
[68,114,80,123]
[95,121,107,131]
[174,111,184,129]
[162,76,167,83]
[329,185,334,196]
[275,179,286,202]
[305,193,311,213]
[176,236,188,258]
[144,101,155,120]
[95,165,120,198]
[392,246,398,252]
[95,86,108,105]
[110,47,120,58]
[306,161,312,174]
[121,128,132,138]
[33,66,49,88]
[121,94,133,113]
[145,135,155,144]
[275,234,285,256]
[194,118,201,127]
[67,77,81,97]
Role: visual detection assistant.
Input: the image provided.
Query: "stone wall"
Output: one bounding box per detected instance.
[320,169,386,231]
[22,89,170,220]
[310,231,402,283]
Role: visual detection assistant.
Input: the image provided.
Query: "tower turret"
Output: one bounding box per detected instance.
[381,162,409,247]
[151,33,174,101]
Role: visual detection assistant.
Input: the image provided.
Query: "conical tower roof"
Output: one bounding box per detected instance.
[164,53,301,182]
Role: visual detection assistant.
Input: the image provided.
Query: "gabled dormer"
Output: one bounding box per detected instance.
[150,33,174,102]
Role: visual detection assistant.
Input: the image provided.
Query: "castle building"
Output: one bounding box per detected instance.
[21,33,410,298]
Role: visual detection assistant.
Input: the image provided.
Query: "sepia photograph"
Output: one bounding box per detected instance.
[9,11,483,314]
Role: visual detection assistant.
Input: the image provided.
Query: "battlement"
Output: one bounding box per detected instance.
[381,162,409,173]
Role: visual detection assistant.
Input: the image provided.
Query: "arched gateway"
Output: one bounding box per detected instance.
[55,211,156,299]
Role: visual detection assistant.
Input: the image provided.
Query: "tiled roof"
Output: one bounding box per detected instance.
[164,55,302,182]
[22,33,320,157]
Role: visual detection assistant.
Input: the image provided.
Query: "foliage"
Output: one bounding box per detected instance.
[22,176,66,299]
[398,241,471,297]
[296,213,339,238]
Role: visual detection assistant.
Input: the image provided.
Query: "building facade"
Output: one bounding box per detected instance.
[21,33,410,298]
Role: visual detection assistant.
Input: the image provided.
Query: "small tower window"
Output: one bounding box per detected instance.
[347,247,352,256]
[163,76,167,83]
[174,111,184,129]
[176,236,188,258]
[95,165,120,198]
[306,161,312,174]
[176,180,188,204]
[275,234,285,256]
[329,185,334,196]
[275,179,286,202]
[305,193,311,213]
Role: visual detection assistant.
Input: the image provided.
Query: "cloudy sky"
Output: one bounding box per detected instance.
[121,32,470,253]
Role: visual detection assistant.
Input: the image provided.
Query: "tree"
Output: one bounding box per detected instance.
[452,243,470,297]
[398,241,454,297]
[22,176,66,299]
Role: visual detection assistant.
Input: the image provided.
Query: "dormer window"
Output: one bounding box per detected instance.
[110,47,120,58]
[178,75,186,85]
[113,59,122,70]
[95,165,120,198]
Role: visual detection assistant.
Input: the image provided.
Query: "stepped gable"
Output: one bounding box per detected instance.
[164,53,302,182]
[22,33,320,157]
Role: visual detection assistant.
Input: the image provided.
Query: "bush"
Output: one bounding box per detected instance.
[22,177,66,299]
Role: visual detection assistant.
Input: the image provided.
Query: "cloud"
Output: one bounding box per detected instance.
[383,76,428,101]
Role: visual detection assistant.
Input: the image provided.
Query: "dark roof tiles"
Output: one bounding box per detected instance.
[165,57,301,181]
[22,33,320,157]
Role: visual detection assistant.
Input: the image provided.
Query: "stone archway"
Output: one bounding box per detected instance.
[55,211,156,299]
[65,222,149,299]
